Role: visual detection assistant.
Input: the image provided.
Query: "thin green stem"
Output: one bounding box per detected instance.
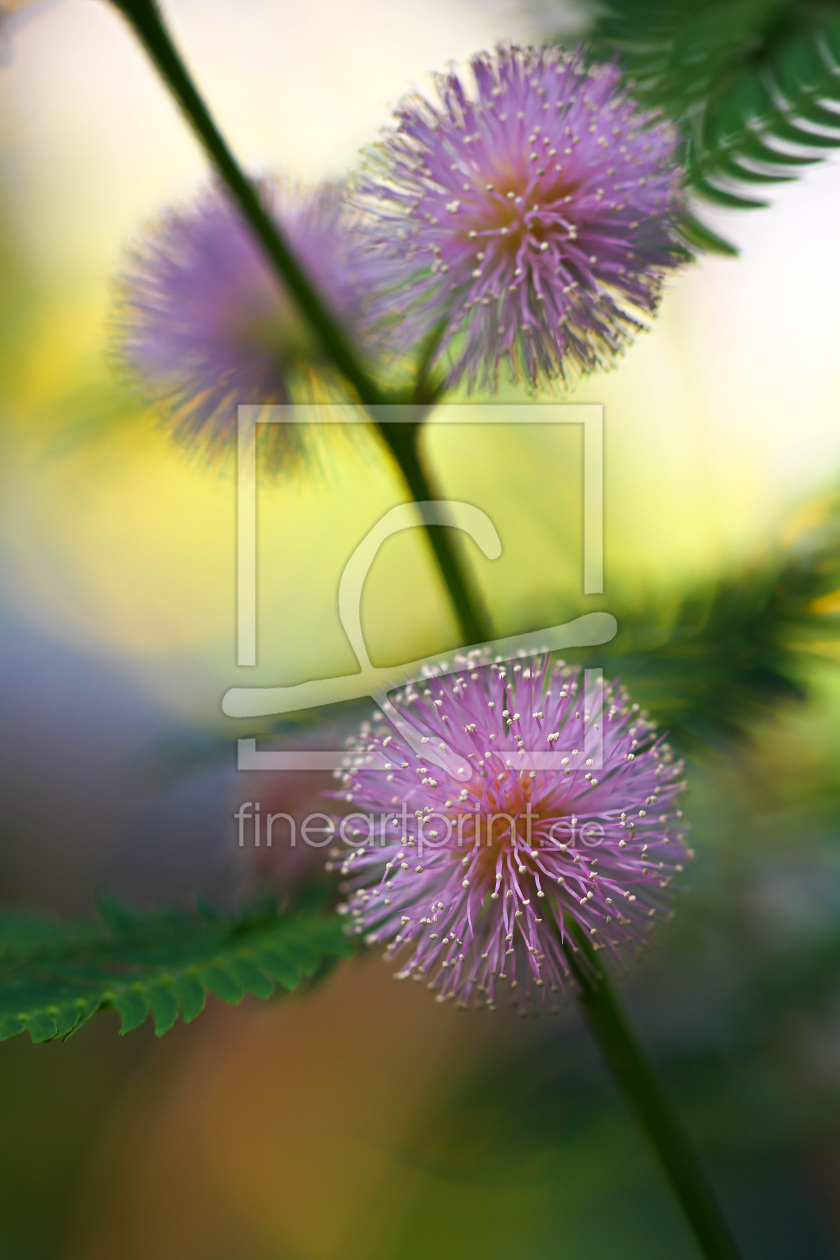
[108,0,487,646]
[565,925,742,1260]
[376,421,492,644]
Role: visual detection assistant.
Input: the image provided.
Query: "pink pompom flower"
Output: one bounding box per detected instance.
[359,44,688,391]
[328,651,689,1011]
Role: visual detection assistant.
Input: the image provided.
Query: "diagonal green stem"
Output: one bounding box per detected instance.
[376,421,492,644]
[565,924,742,1260]
[108,0,488,646]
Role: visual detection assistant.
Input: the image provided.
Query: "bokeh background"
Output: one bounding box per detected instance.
[2,1,840,1256]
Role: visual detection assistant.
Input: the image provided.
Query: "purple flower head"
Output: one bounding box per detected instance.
[359,44,688,391]
[115,179,375,469]
[328,652,689,1011]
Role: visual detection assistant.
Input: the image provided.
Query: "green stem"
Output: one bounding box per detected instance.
[376,421,492,644]
[565,926,742,1260]
[108,0,487,647]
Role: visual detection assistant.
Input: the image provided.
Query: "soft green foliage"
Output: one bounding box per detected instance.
[582,491,840,751]
[0,897,352,1044]
[588,0,840,233]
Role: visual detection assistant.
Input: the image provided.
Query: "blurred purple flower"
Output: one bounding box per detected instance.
[115,180,375,468]
[234,720,358,901]
[329,652,689,1011]
[0,0,64,64]
[236,768,338,899]
[359,44,687,391]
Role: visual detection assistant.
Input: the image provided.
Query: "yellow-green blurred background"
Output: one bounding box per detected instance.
[2,1,840,1257]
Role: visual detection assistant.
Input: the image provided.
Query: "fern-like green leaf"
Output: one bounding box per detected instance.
[588,1,840,225]
[0,897,352,1044]
[678,212,740,255]
[578,488,840,752]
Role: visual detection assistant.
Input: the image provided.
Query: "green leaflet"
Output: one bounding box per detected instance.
[587,1,840,221]
[575,486,840,753]
[678,212,740,256]
[0,898,352,1044]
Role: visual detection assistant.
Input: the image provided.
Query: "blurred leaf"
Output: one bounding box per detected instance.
[678,212,740,255]
[587,0,840,220]
[0,896,352,1044]
[581,491,840,751]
